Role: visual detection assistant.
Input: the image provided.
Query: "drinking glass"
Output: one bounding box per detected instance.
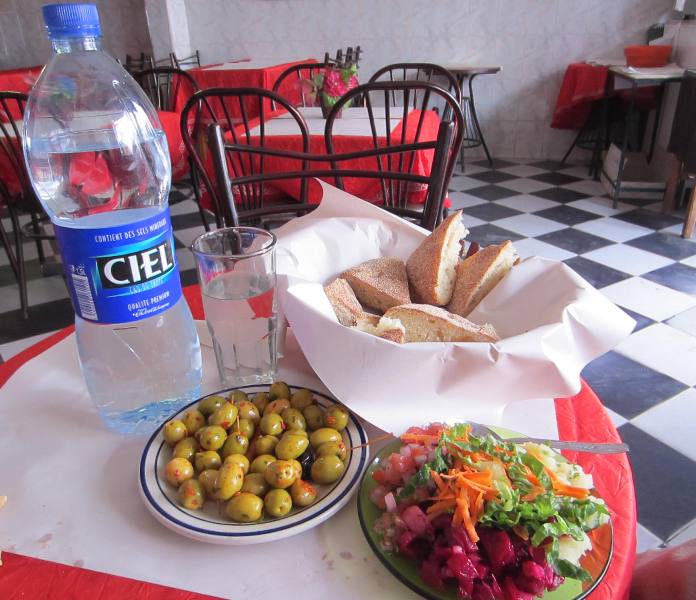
[192,227,278,386]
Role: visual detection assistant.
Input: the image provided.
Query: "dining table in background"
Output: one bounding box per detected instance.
[441,64,501,167]
[0,266,636,599]
[189,58,317,119]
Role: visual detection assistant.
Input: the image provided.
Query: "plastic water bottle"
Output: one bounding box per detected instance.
[23,4,202,435]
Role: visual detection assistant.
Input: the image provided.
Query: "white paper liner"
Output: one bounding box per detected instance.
[275,181,635,433]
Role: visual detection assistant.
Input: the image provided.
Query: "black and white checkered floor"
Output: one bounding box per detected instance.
[2,159,695,553]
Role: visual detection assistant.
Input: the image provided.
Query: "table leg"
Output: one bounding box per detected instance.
[647,83,665,163]
[457,74,466,170]
[683,181,696,238]
[468,74,493,166]
[613,81,637,208]
[592,76,612,180]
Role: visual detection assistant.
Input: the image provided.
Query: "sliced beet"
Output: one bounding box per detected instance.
[478,528,516,571]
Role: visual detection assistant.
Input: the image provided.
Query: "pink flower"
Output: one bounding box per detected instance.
[323,68,347,98]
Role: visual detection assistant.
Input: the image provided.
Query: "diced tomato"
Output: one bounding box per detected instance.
[372,468,388,484]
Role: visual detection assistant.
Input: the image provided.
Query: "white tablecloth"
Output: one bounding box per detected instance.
[0,322,557,599]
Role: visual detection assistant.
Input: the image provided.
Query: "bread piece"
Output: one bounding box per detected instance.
[353,315,406,344]
[406,211,468,306]
[323,278,366,326]
[384,304,499,343]
[447,241,518,318]
[341,257,411,313]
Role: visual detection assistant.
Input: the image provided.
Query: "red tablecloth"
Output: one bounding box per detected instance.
[189,58,316,119]
[551,62,659,130]
[551,63,608,130]
[0,285,636,599]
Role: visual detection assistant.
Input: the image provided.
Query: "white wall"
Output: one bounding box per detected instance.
[0,0,152,69]
[181,0,673,159]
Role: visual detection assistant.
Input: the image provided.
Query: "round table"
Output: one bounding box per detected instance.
[0,285,636,599]
[442,65,501,167]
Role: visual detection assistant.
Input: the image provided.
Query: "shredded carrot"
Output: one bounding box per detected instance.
[544,467,590,498]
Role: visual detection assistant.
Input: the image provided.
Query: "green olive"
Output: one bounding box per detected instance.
[163,419,188,446]
[241,472,270,496]
[172,437,199,461]
[223,453,249,474]
[231,418,255,439]
[289,459,303,479]
[264,398,290,416]
[254,434,279,455]
[309,427,342,448]
[225,492,263,522]
[316,441,348,461]
[178,479,205,509]
[290,479,318,507]
[198,469,218,496]
[264,460,297,489]
[275,433,309,460]
[197,425,227,451]
[212,462,244,500]
[221,433,249,458]
[281,407,306,431]
[182,409,206,436]
[311,455,345,484]
[165,457,194,486]
[197,395,226,417]
[236,400,260,424]
[250,454,276,474]
[259,413,285,436]
[264,488,292,518]
[251,392,270,414]
[269,381,291,400]
[228,390,248,404]
[323,405,349,432]
[208,402,239,429]
[303,405,325,431]
[194,450,222,472]
[290,389,314,411]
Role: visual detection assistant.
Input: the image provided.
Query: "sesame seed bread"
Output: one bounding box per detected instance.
[406,211,468,306]
[341,257,411,313]
[323,278,367,326]
[447,241,518,318]
[384,304,499,343]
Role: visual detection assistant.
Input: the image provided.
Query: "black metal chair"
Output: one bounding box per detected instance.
[124,52,154,74]
[369,63,462,105]
[170,50,201,70]
[0,92,56,319]
[272,62,331,107]
[326,80,463,225]
[205,84,459,231]
[181,87,313,229]
[132,67,198,112]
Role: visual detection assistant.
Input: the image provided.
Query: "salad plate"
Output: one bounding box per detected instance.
[140,384,369,545]
[358,426,613,600]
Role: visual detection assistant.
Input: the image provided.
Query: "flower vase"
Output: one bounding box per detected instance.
[320,98,342,119]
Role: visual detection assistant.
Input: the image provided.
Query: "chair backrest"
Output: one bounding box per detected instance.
[369,62,461,105]
[272,62,330,107]
[205,84,458,231]
[124,52,153,74]
[170,50,201,70]
[133,67,198,112]
[325,80,463,225]
[0,92,32,201]
[181,87,311,227]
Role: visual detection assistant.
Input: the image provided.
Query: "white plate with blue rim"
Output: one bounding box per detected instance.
[139,384,369,545]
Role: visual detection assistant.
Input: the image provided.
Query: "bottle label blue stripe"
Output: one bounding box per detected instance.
[54,208,183,324]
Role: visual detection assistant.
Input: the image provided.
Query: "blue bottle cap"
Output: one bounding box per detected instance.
[42,3,101,39]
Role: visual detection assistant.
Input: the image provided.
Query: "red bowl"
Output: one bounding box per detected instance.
[624,45,672,68]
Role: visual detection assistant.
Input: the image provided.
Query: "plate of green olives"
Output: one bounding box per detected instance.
[139,381,369,545]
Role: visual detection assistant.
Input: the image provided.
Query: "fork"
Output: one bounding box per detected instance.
[468,423,629,454]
